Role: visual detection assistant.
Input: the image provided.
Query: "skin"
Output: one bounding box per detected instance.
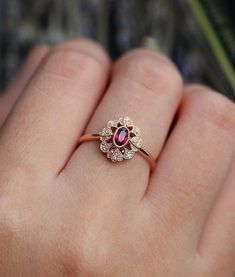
[0,39,234,277]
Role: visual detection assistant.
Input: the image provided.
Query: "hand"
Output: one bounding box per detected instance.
[0,39,234,277]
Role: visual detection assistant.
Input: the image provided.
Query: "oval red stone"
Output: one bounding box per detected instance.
[114,127,129,147]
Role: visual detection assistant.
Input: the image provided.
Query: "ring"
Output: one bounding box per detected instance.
[78,116,155,171]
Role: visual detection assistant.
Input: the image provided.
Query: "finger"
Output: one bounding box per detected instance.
[146,85,235,249]
[0,45,49,127]
[0,39,110,178]
[198,157,235,271]
[64,49,183,201]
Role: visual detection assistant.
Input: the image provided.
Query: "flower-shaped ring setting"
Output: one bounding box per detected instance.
[78,117,155,171]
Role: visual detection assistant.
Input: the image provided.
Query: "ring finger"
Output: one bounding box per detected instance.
[64,49,183,201]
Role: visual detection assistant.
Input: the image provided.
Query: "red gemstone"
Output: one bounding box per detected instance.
[114,127,129,147]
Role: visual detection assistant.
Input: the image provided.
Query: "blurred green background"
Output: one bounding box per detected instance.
[0,0,234,100]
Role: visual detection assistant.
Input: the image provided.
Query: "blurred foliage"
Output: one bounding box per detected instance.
[0,0,234,99]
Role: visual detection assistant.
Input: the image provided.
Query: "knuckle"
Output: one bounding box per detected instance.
[0,167,30,220]
[200,256,230,277]
[0,166,39,233]
[184,86,235,136]
[43,47,104,81]
[114,49,182,95]
[60,234,111,275]
[0,195,24,252]
[166,182,210,223]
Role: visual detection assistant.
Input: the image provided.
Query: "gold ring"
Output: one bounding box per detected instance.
[78,117,155,171]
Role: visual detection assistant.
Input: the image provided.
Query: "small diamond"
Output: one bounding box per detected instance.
[99,127,113,139]
[118,117,124,125]
[123,149,135,159]
[124,116,133,127]
[100,136,109,142]
[100,141,111,153]
[107,120,118,128]
[132,126,141,137]
[116,154,123,162]
[107,149,123,162]
[130,137,142,150]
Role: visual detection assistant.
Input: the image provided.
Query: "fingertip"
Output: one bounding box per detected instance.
[19,44,50,78]
[183,84,215,94]
[30,43,50,55]
[54,38,111,68]
[114,47,181,76]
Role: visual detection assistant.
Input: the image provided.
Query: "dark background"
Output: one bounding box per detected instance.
[0,0,235,100]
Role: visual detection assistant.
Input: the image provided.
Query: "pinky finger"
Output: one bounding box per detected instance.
[0,44,49,127]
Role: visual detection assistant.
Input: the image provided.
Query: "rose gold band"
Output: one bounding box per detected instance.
[78,134,155,171]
